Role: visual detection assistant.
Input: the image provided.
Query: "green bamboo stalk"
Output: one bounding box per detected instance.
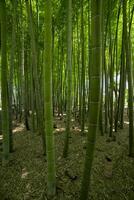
[123,0,134,157]
[44,0,56,196]
[80,0,102,199]
[63,0,72,158]
[80,0,86,135]
[0,0,10,162]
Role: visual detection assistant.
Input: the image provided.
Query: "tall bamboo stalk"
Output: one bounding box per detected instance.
[44,0,56,196]
[63,0,72,158]
[80,0,102,199]
[0,0,10,161]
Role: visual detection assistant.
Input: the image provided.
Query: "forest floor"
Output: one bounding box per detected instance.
[0,115,134,200]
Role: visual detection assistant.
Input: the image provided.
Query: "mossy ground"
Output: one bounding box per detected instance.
[0,116,134,200]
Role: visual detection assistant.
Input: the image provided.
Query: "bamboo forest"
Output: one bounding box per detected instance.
[0,0,134,199]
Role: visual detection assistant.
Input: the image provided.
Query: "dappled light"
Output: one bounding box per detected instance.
[124,121,129,125]
[21,168,29,179]
[13,124,25,134]
[0,135,3,140]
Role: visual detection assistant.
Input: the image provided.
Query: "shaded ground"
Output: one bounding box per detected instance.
[0,117,134,200]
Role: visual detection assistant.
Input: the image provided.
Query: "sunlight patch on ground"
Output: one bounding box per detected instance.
[0,135,3,140]
[13,124,25,134]
[54,127,83,134]
[124,121,129,125]
[73,127,81,132]
[54,128,65,133]
[71,119,75,122]
[21,168,29,179]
